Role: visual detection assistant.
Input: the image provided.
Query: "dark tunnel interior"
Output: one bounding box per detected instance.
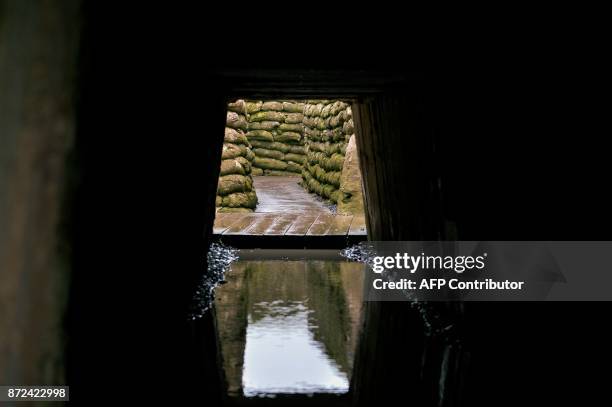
[1,2,611,406]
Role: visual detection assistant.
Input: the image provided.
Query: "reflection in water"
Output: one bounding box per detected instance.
[214,254,365,398]
[243,300,348,396]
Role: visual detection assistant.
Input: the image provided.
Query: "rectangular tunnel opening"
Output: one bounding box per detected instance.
[213,99,368,248]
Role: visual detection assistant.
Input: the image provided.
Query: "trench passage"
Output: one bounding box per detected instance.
[213,177,366,237]
[214,251,365,401]
[252,176,330,213]
[214,99,367,238]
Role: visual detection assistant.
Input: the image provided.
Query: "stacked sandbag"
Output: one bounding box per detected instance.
[301,100,353,203]
[245,100,306,176]
[216,100,258,212]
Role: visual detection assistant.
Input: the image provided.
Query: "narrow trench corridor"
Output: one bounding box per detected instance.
[214,99,367,247]
[252,176,330,214]
[213,176,367,242]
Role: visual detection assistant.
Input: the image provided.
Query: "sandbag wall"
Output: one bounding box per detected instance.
[215,100,258,212]
[301,100,356,205]
[245,101,307,176]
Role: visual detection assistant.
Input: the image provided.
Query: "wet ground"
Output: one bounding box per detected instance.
[213,177,367,246]
[214,250,365,405]
[253,176,331,214]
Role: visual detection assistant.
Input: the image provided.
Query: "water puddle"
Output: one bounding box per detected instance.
[214,250,365,398]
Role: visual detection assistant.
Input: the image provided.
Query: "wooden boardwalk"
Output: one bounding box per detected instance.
[214,212,367,237]
[213,177,367,247]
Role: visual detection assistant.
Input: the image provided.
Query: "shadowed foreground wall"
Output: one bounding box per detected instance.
[0,0,80,386]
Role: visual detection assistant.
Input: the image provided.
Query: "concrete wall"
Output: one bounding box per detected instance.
[0,0,81,386]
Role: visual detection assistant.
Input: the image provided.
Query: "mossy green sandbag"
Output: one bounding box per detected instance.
[307,151,326,165]
[249,121,280,131]
[284,153,306,165]
[221,191,257,208]
[249,111,285,122]
[302,168,312,181]
[235,156,251,174]
[316,117,328,131]
[219,159,246,176]
[335,142,348,155]
[330,101,348,116]
[217,174,253,196]
[304,129,322,142]
[249,139,290,153]
[288,145,306,154]
[253,157,288,171]
[303,116,318,128]
[246,101,262,114]
[310,164,341,187]
[227,100,246,114]
[308,178,323,195]
[320,153,345,172]
[308,141,327,153]
[321,104,334,118]
[246,147,255,162]
[224,128,249,145]
[284,113,304,124]
[321,183,337,200]
[251,167,264,176]
[330,189,345,204]
[286,161,302,173]
[221,143,247,160]
[282,102,305,113]
[274,131,301,143]
[307,141,344,156]
[332,127,346,142]
[246,130,274,142]
[252,147,284,161]
[315,171,342,188]
[329,110,347,128]
[343,118,354,135]
[324,171,342,188]
[261,101,284,111]
[309,104,324,117]
[279,123,303,133]
[320,129,333,142]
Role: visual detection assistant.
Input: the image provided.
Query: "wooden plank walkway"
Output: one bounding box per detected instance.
[214,212,367,237]
[214,176,367,247]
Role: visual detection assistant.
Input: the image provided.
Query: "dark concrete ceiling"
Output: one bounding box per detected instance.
[212,69,424,99]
